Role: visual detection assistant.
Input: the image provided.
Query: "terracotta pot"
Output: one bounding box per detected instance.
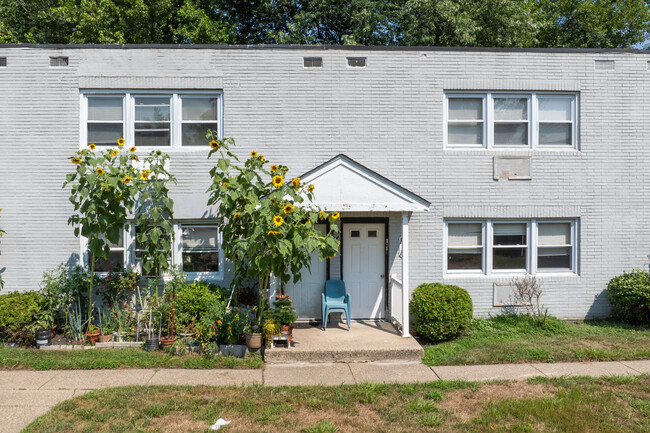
[244,331,263,349]
[98,333,113,343]
[85,331,100,345]
[280,324,293,346]
[159,337,177,350]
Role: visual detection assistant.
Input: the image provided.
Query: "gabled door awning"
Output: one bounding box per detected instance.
[299,154,430,212]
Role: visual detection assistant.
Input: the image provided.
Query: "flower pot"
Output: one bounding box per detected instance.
[35,329,51,348]
[281,324,293,346]
[98,333,113,343]
[144,338,159,352]
[85,331,100,345]
[159,337,176,351]
[244,331,263,349]
[220,344,246,358]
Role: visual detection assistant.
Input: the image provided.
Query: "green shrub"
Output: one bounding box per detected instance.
[0,291,42,344]
[176,281,226,320]
[607,270,650,325]
[410,283,473,342]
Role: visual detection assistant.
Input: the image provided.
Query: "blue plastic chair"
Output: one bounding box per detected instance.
[322,280,351,331]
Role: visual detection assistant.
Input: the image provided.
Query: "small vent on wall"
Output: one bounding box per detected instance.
[594,60,614,70]
[50,56,69,67]
[0,57,6,67]
[304,57,323,68]
[347,57,366,68]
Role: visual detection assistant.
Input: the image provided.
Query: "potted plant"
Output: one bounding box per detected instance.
[30,311,55,348]
[219,309,247,357]
[85,323,100,345]
[244,322,263,349]
[97,309,113,343]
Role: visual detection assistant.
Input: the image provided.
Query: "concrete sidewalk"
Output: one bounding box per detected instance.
[3,359,649,433]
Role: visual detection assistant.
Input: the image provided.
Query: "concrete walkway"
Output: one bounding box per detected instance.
[3,359,649,433]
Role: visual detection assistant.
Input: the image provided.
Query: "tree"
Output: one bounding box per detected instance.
[206,135,340,324]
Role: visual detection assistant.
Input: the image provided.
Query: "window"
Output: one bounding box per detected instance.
[81,91,222,149]
[347,57,366,68]
[445,219,577,275]
[135,226,172,277]
[50,56,68,67]
[447,223,483,271]
[304,57,323,68]
[85,230,126,273]
[181,225,221,274]
[445,92,578,149]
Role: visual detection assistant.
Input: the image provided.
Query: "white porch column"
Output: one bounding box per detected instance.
[401,212,410,338]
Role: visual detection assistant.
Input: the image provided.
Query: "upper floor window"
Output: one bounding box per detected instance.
[81,91,222,149]
[445,92,578,150]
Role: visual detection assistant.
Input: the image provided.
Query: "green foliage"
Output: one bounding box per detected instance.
[197,297,227,344]
[218,308,247,344]
[607,270,650,325]
[98,267,141,307]
[410,283,473,342]
[0,291,42,344]
[0,208,5,289]
[176,280,223,320]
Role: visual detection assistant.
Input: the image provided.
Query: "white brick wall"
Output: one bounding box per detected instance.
[1,46,649,319]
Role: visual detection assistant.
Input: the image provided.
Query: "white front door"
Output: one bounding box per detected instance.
[285,224,327,319]
[343,223,385,319]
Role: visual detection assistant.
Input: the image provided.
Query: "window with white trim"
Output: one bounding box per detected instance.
[445,219,577,275]
[180,225,221,275]
[445,92,578,149]
[81,91,223,149]
[84,228,128,273]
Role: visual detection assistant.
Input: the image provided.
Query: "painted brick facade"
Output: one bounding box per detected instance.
[1,45,649,319]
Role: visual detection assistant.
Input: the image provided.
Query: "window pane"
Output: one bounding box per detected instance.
[448,248,482,270]
[493,247,527,269]
[538,247,571,269]
[448,223,482,246]
[448,123,483,145]
[183,252,219,272]
[88,123,123,146]
[448,98,482,120]
[93,251,124,273]
[134,123,170,147]
[135,97,170,121]
[99,231,124,248]
[88,97,123,121]
[494,98,527,121]
[494,223,526,245]
[539,123,571,146]
[182,123,219,146]
[494,123,528,145]
[182,97,218,121]
[182,227,218,250]
[538,223,571,245]
[539,97,571,121]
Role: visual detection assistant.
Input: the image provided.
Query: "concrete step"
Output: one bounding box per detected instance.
[264,346,424,363]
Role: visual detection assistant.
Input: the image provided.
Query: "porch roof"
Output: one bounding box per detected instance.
[299,154,430,212]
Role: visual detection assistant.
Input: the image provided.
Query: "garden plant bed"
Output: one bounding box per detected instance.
[422,315,650,366]
[0,347,263,370]
[22,375,650,432]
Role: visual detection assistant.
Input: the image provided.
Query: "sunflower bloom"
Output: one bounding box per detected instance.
[272,175,284,188]
[284,204,295,214]
[291,177,301,188]
[95,168,105,175]
[209,140,220,150]
[250,151,258,158]
[117,138,125,147]
[319,211,325,220]
[71,157,82,165]
[307,184,315,193]
[129,146,136,152]
[140,170,152,181]
[273,216,284,227]
[121,176,133,184]
[109,150,119,158]
[331,212,340,220]
[270,165,279,173]
[88,143,96,150]
[234,212,241,218]
[267,230,281,236]
[259,154,265,162]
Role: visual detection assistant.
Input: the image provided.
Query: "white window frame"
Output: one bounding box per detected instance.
[491,94,531,148]
[444,219,578,277]
[444,92,579,150]
[80,225,132,275]
[174,223,224,282]
[80,90,224,151]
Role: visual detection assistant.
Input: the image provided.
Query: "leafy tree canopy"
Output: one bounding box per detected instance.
[0,0,648,48]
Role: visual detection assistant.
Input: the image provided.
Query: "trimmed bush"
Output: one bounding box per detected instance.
[410,283,473,342]
[607,270,650,325]
[0,291,42,344]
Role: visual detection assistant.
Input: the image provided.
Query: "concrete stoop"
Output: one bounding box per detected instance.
[264,346,424,363]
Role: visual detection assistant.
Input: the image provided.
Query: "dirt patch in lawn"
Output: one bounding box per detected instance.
[438,382,555,422]
[148,413,208,432]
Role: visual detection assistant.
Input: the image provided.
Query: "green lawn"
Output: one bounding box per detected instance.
[0,347,263,370]
[422,315,650,366]
[22,376,650,432]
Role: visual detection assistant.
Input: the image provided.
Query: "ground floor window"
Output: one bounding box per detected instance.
[445,219,577,275]
[83,221,223,280]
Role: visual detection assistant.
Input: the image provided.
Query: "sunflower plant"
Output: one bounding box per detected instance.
[0,208,5,289]
[64,140,142,331]
[206,134,340,325]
